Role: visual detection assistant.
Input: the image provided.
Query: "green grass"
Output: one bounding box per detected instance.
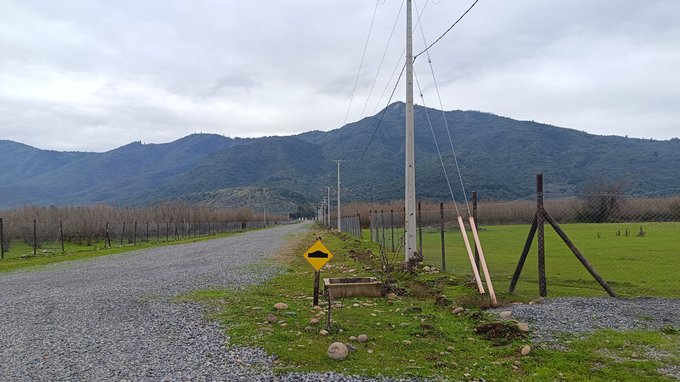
[0,229,260,273]
[186,228,680,380]
[367,222,680,299]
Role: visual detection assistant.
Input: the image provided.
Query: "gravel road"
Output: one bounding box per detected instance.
[0,224,398,382]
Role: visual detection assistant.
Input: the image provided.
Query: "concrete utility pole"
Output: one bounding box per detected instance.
[404,0,417,263]
[333,160,344,232]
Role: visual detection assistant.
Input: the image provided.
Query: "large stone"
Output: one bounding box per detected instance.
[327,342,349,360]
[274,302,288,310]
[499,311,512,319]
[517,322,530,332]
[319,329,329,336]
[266,314,278,323]
[357,334,368,343]
[520,345,531,356]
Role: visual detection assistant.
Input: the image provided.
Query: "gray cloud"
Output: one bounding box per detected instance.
[0,0,678,152]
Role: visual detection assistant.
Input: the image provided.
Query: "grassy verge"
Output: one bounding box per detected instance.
[186,228,680,381]
[0,228,265,273]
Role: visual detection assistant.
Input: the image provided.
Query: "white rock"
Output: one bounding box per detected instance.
[274,302,288,310]
[451,307,464,315]
[517,322,530,332]
[499,311,512,319]
[357,334,368,343]
[319,329,329,336]
[327,342,349,360]
[520,345,531,356]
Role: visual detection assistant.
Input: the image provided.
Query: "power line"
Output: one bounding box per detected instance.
[349,63,406,176]
[414,0,472,215]
[413,0,479,61]
[343,0,381,126]
[360,0,405,117]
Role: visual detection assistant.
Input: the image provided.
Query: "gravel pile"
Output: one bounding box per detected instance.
[492,297,680,337]
[0,224,406,381]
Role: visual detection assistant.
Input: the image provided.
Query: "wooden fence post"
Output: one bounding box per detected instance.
[418,202,423,258]
[0,218,4,259]
[440,202,446,271]
[33,219,37,256]
[537,173,547,297]
[472,191,480,272]
[60,220,65,253]
[390,209,395,252]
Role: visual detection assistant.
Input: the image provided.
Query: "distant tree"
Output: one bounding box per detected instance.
[579,179,626,223]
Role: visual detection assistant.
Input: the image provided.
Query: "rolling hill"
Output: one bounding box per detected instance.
[1,103,679,213]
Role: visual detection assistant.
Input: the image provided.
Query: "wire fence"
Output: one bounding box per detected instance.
[362,185,680,298]
[0,218,290,260]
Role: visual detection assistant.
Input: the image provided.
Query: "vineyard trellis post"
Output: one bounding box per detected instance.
[357,213,362,239]
[0,217,4,259]
[105,222,111,248]
[133,221,137,245]
[60,220,65,253]
[33,219,37,256]
[509,173,617,297]
[120,222,126,246]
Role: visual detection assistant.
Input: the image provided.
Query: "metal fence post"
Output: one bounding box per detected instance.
[440,202,446,271]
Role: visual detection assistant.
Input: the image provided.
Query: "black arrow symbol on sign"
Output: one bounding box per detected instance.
[307,250,329,258]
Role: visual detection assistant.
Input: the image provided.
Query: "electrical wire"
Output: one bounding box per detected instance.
[413,0,479,61]
[343,0,381,126]
[414,0,472,216]
[360,0,405,117]
[414,67,461,216]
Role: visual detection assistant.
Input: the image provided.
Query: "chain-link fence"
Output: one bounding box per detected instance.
[366,181,680,298]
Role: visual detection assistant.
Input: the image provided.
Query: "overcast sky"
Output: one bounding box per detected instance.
[1,0,678,152]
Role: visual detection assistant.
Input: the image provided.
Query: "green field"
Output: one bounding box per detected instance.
[367,222,680,298]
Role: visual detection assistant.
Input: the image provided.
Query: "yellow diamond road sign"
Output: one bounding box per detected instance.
[303,240,334,271]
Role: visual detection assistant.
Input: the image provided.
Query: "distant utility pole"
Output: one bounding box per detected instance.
[404,0,417,263]
[333,160,345,232]
[326,186,331,226]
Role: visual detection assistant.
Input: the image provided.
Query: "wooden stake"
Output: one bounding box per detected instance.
[536,173,547,297]
[457,216,485,294]
[543,211,617,297]
[509,213,538,293]
[469,216,497,306]
[440,203,446,272]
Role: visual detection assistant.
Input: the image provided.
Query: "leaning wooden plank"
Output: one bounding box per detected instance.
[457,215,485,294]
[469,216,498,306]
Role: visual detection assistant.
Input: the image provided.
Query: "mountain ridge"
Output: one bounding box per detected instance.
[1,103,679,213]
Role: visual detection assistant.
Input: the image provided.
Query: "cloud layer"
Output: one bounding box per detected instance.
[1,0,678,151]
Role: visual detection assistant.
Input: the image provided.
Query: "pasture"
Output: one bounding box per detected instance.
[368,222,680,298]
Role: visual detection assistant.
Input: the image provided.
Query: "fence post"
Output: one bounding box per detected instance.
[357,213,362,239]
[33,219,37,256]
[390,209,395,252]
[381,210,386,247]
[0,218,4,259]
[146,222,149,242]
[440,202,446,271]
[374,210,378,243]
[472,191,480,272]
[60,220,65,253]
[133,221,137,245]
[120,222,126,246]
[105,222,111,248]
[537,173,547,297]
[418,202,423,258]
